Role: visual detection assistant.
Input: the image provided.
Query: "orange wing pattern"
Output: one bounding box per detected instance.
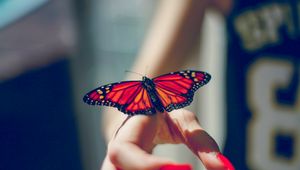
[153,70,211,112]
[83,81,155,115]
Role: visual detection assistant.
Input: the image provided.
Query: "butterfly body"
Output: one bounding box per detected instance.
[142,76,165,113]
[83,70,211,115]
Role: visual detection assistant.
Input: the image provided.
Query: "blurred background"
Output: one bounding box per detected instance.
[0,0,299,170]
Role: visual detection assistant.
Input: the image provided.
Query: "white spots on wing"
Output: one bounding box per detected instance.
[191,72,196,77]
[97,89,103,94]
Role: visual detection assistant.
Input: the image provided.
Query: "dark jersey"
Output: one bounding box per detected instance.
[225,0,300,169]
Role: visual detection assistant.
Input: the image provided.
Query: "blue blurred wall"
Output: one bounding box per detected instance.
[0,59,82,170]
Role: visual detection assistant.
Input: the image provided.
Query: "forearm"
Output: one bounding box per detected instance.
[132,0,209,77]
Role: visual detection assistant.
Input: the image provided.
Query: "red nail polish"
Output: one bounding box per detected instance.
[216,153,235,170]
[160,164,192,170]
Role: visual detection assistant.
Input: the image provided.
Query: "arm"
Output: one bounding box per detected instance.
[103,0,210,142]
[101,0,234,170]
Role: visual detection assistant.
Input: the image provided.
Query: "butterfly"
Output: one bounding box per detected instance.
[83,70,211,115]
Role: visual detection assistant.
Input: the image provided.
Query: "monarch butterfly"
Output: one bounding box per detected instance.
[83,70,211,115]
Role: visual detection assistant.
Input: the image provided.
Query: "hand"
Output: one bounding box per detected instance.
[101,109,235,170]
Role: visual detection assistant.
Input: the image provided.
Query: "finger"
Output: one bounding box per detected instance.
[109,114,170,170]
[108,141,174,170]
[168,110,235,170]
[101,155,117,170]
[113,114,160,151]
[109,114,192,170]
[186,129,234,170]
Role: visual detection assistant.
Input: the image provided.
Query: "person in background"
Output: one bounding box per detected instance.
[101,0,300,169]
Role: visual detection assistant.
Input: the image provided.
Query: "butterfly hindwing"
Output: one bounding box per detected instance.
[83,81,156,115]
[153,70,211,112]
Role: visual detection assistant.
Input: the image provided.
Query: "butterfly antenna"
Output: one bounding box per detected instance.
[125,70,143,77]
[145,65,149,77]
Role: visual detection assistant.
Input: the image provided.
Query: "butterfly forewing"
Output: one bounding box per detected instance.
[153,70,211,112]
[83,81,155,115]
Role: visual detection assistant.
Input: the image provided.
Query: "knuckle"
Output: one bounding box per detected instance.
[107,142,122,165]
[181,109,199,123]
[170,109,200,125]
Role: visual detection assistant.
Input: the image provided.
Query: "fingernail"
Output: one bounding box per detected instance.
[216,153,235,170]
[160,164,192,170]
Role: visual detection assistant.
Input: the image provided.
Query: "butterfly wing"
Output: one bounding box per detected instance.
[83,81,156,115]
[153,70,211,112]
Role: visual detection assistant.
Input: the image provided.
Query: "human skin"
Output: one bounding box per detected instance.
[101,0,233,169]
[102,110,234,170]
